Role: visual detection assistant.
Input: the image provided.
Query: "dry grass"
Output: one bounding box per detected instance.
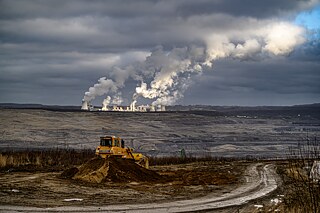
[149,155,262,166]
[0,149,94,172]
[279,138,320,213]
[0,149,263,172]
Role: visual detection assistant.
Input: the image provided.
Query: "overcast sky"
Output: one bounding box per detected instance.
[0,0,319,106]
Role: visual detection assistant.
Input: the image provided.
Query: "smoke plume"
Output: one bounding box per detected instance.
[82,21,306,106]
[102,96,111,110]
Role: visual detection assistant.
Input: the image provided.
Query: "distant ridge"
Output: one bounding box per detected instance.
[0,102,319,113]
[0,103,81,111]
[170,103,320,111]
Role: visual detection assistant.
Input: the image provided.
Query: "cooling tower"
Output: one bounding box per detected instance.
[81,100,89,110]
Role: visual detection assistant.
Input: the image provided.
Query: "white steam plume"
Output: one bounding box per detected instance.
[83,21,305,106]
[111,94,123,105]
[204,22,306,64]
[102,96,111,110]
[83,77,118,102]
[83,66,133,102]
[133,46,205,105]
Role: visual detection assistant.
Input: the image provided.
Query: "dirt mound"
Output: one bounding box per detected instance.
[61,157,163,184]
[60,167,79,179]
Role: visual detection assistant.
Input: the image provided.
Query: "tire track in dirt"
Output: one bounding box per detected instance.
[0,163,278,213]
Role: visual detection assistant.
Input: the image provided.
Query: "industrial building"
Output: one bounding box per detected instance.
[81,100,166,112]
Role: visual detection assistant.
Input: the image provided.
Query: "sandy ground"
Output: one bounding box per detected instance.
[0,162,281,212]
[0,161,243,207]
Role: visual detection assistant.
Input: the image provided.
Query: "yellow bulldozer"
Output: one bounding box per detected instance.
[95,135,149,169]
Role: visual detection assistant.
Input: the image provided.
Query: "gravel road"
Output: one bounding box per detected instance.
[0,163,278,212]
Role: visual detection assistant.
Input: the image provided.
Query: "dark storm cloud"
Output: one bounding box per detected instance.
[1,0,317,51]
[184,56,320,106]
[0,0,316,19]
[0,0,319,105]
[175,0,318,18]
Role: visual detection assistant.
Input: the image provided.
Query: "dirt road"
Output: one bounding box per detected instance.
[0,163,278,212]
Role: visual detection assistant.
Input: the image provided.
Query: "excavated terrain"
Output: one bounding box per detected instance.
[0,108,319,158]
[61,157,163,183]
[0,160,244,208]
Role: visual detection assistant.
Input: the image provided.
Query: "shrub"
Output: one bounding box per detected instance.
[282,137,320,213]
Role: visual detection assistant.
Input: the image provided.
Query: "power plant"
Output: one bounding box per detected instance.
[81,99,166,112]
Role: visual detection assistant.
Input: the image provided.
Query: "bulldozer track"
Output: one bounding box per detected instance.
[0,163,278,212]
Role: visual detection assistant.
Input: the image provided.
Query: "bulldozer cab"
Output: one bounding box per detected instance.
[100,136,124,148]
[100,137,112,146]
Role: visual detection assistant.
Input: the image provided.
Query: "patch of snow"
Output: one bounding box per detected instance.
[271,198,281,204]
[254,204,263,208]
[63,198,83,202]
[11,189,19,193]
[129,182,140,185]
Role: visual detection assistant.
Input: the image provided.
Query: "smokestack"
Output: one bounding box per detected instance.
[161,105,166,111]
[81,100,89,110]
